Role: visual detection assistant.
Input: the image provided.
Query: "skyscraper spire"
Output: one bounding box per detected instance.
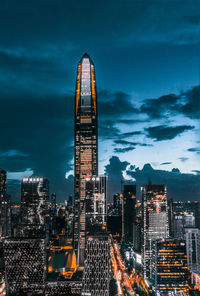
[74,53,98,265]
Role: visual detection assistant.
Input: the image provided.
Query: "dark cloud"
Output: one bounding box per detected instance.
[126,163,200,201]
[177,86,200,120]
[187,148,200,154]
[114,147,135,154]
[160,162,172,165]
[104,156,129,199]
[146,125,194,141]
[121,131,142,138]
[141,94,178,119]
[178,157,189,162]
[0,93,74,201]
[141,86,200,120]
[0,0,199,52]
[99,91,138,118]
[105,156,200,201]
[99,122,120,140]
[114,139,152,148]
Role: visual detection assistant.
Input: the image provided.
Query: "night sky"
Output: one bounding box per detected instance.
[0,0,200,202]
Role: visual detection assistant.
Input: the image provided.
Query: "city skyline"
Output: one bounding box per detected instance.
[0,0,200,202]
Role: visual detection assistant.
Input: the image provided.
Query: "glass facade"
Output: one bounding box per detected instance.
[142,183,169,279]
[153,238,189,295]
[20,177,49,238]
[74,54,98,266]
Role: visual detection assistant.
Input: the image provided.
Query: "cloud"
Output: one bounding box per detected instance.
[178,157,189,162]
[105,156,200,201]
[160,162,172,165]
[99,122,121,140]
[7,168,34,180]
[177,86,200,119]
[191,170,200,174]
[0,92,74,201]
[141,94,178,119]
[99,91,138,118]
[126,163,200,201]
[104,156,129,199]
[114,140,136,146]
[141,86,200,120]
[114,147,135,153]
[187,147,200,154]
[121,131,142,138]
[0,150,29,158]
[114,139,152,148]
[146,125,194,141]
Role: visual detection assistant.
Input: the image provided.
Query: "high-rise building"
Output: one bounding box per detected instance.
[82,175,111,295]
[142,182,169,279]
[74,53,98,264]
[185,228,200,272]
[82,234,111,296]
[20,177,49,238]
[0,168,11,238]
[3,238,45,295]
[0,239,6,295]
[51,193,56,215]
[153,238,189,295]
[0,168,6,194]
[173,201,197,238]
[85,176,107,234]
[123,184,136,243]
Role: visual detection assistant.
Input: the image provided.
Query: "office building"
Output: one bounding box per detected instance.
[74,53,98,265]
[0,239,6,295]
[85,176,107,234]
[20,177,49,238]
[173,201,197,238]
[3,238,45,295]
[0,168,11,238]
[153,238,189,295]
[185,228,200,272]
[142,182,169,279]
[123,184,136,243]
[82,234,111,296]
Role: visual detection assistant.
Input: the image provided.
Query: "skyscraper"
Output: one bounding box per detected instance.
[123,184,136,243]
[185,228,200,272]
[85,176,107,234]
[82,234,111,296]
[153,238,189,295]
[20,177,49,238]
[0,168,11,238]
[142,182,169,279]
[74,54,98,264]
[3,238,45,295]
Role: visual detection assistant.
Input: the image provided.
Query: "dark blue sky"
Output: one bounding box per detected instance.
[0,0,200,201]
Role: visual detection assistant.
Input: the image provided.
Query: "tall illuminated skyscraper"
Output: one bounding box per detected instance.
[142,182,169,279]
[74,54,98,264]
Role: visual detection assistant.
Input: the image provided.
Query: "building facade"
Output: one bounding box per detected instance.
[20,177,49,238]
[185,228,200,272]
[0,168,11,238]
[74,54,98,265]
[82,234,111,296]
[85,176,107,234]
[3,238,45,295]
[153,238,189,295]
[142,182,169,279]
[123,184,136,243]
